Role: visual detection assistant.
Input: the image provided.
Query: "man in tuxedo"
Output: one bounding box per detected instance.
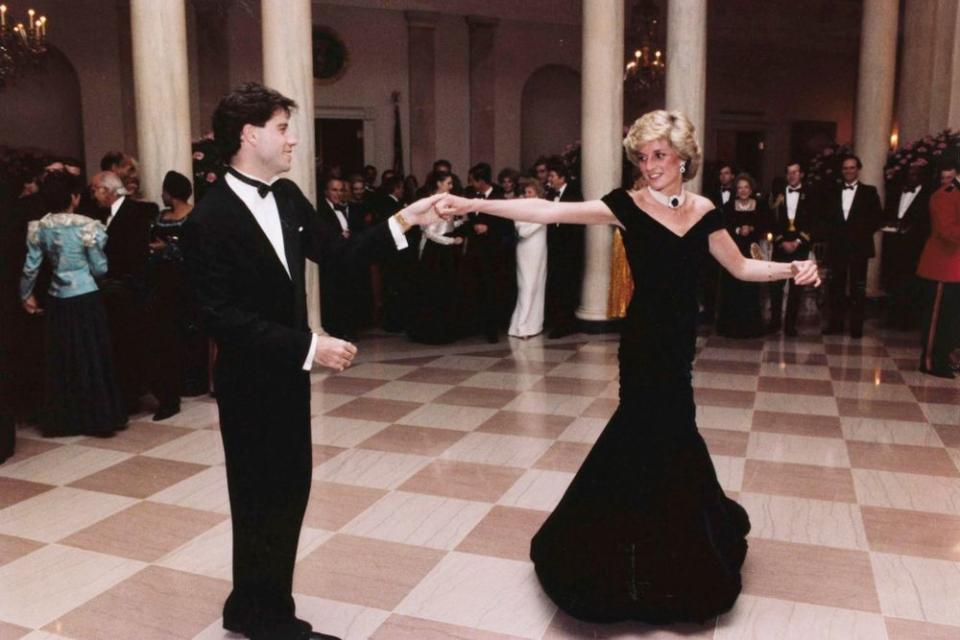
[182,83,437,640]
[768,161,819,336]
[698,162,736,324]
[90,170,157,413]
[317,177,359,340]
[533,156,551,197]
[100,151,142,200]
[369,176,412,331]
[822,154,883,338]
[880,163,931,329]
[545,158,584,338]
[916,164,960,378]
[458,162,509,342]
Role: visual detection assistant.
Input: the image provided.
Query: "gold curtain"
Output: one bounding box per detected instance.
[607,228,634,318]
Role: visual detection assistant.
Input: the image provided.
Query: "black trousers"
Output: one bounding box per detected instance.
[217,372,313,637]
[919,279,960,373]
[826,255,869,335]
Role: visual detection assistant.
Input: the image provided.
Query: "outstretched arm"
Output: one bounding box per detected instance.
[438,194,619,226]
[709,228,820,286]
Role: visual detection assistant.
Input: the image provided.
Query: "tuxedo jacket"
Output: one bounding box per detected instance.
[770,187,819,259]
[456,185,512,250]
[823,183,883,261]
[182,178,396,399]
[103,198,158,293]
[709,187,733,211]
[882,186,930,245]
[316,199,349,240]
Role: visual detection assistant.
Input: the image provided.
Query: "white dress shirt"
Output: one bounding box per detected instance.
[227,168,409,371]
[325,199,350,234]
[841,182,858,220]
[553,183,567,202]
[721,188,731,205]
[106,196,125,228]
[785,187,800,221]
[897,186,921,219]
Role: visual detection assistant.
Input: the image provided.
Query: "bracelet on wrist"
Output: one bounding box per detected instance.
[393,211,412,233]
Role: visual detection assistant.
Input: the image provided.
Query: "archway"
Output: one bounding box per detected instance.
[520,64,581,171]
[0,46,84,162]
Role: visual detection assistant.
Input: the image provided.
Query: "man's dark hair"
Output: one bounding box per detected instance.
[212,82,297,162]
[382,175,404,194]
[533,156,549,169]
[546,157,569,180]
[784,160,804,173]
[40,170,83,212]
[840,153,863,170]
[433,159,452,171]
[100,151,125,171]
[468,162,492,184]
[324,176,344,192]
[939,159,960,173]
[718,161,736,174]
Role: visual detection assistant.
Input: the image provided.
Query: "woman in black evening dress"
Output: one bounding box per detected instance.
[716,173,768,339]
[438,110,820,625]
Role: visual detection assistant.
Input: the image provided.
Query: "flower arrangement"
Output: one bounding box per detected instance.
[803,142,856,189]
[884,129,960,184]
[191,134,224,202]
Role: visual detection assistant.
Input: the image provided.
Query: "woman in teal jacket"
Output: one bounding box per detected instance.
[20,171,126,437]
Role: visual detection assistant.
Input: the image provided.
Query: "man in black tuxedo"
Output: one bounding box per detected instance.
[545,158,584,338]
[182,83,439,640]
[369,176,414,331]
[700,162,736,324]
[317,176,359,340]
[822,154,883,338]
[768,161,819,336]
[880,163,930,329]
[456,162,510,342]
[90,170,157,413]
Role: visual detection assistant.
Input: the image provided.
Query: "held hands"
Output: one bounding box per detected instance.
[399,193,447,227]
[790,260,820,287]
[435,194,476,219]
[313,336,358,372]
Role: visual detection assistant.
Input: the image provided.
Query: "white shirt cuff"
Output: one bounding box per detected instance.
[302,333,318,371]
[387,216,409,250]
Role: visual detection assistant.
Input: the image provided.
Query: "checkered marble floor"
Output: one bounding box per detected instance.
[1,323,958,640]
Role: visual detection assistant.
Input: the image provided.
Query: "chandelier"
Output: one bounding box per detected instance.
[0,4,49,90]
[624,0,665,94]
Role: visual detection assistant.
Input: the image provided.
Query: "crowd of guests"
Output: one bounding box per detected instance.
[702,156,960,378]
[313,155,586,345]
[1,149,208,457]
[2,142,958,462]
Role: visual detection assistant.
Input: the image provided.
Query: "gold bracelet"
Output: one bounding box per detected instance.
[393,211,412,233]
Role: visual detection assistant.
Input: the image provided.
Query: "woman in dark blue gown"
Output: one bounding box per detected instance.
[438,110,820,625]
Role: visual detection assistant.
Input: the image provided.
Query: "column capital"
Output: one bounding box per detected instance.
[466,15,500,30]
[404,10,440,29]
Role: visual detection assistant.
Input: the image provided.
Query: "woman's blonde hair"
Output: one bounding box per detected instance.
[623,110,701,182]
[518,177,545,198]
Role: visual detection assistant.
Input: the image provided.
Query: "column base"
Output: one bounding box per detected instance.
[575,318,622,334]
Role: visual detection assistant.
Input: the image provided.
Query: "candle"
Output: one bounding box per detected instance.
[1,6,6,30]
[39,15,45,39]
[27,8,34,35]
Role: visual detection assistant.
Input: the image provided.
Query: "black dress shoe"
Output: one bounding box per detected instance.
[920,365,955,379]
[153,403,180,421]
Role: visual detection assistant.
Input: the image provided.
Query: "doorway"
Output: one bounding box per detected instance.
[315,118,364,178]
[716,129,766,189]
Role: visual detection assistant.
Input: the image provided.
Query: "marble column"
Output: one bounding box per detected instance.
[130,0,192,203]
[406,11,438,181]
[853,0,898,297]
[467,16,498,167]
[575,0,624,325]
[896,0,936,143]
[262,0,321,332]
[665,0,707,195]
[929,0,960,132]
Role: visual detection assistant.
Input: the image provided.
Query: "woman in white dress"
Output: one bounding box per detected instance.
[509,178,548,338]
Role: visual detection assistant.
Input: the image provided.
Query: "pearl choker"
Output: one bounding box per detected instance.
[648,186,685,209]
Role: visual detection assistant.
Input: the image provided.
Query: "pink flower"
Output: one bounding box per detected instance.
[822,148,834,156]
[885,170,894,180]
[914,158,929,166]
[933,150,943,156]
[917,146,927,153]
[205,172,217,183]
[193,151,205,161]
[938,142,947,149]
[899,158,908,165]
[825,168,833,174]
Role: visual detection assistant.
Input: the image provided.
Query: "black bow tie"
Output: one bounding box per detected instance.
[228,167,274,198]
[721,187,731,193]
[902,186,918,194]
[787,187,801,193]
[843,185,856,190]
[335,204,347,213]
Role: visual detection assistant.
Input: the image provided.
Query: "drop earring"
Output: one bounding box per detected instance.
[680,161,687,174]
